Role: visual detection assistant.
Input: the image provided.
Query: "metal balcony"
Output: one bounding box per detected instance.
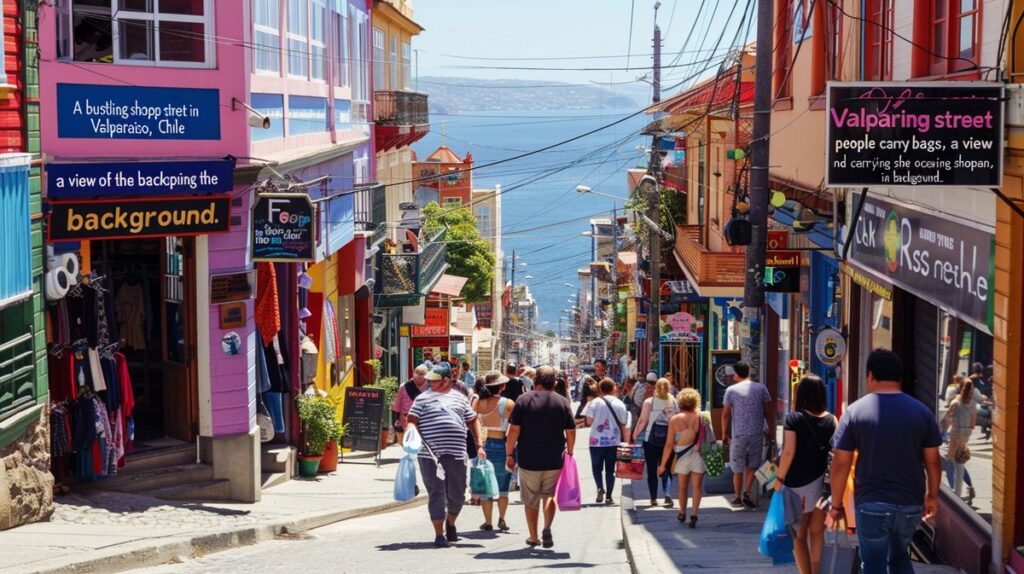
[352,182,387,232]
[374,230,448,307]
[673,225,745,290]
[374,90,429,152]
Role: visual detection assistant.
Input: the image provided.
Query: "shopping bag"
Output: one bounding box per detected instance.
[821,529,860,574]
[470,458,499,499]
[756,460,778,489]
[615,444,644,480]
[555,453,582,511]
[403,426,423,455]
[758,492,794,565]
[393,455,418,502]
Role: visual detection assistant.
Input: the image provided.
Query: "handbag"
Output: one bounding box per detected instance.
[555,452,582,511]
[256,396,274,443]
[953,443,972,464]
[820,527,860,574]
[698,414,725,477]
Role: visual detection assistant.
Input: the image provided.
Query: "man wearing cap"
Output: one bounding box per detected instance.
[392,364,429,444]
[407,362,487,548]
[629,373,658,429]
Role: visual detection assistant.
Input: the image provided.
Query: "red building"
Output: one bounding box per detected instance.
[412,145,474,207]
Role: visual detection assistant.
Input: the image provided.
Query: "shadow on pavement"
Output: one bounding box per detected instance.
[474,548,572,560]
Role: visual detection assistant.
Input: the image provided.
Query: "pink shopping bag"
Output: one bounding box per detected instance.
[555,452,581,511]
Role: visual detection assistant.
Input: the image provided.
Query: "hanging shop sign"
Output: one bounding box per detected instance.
[814,327,847,366]
[765,250,802,293]
[252,193,316,262]
[47,159,235,199]
[849,195,994,330]
[210,270,256,304]
[825,82,1004,187]
[56,83,221,140]
[47,196,231,241]
[710,350,742,409]
[634,328,647,340]
[659,310,704,343]
[412,308,449,338]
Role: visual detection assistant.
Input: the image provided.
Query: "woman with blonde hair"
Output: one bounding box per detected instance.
[943,378,979,501]
[632,377,679,507]
[658,387,714,527]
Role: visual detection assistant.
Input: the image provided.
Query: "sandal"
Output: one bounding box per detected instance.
[689,515,698,529]
[498,518,510,531]
[480,523,494,531]
[677,513,686,523]
[542,528,554,548]
[526,538,541,547]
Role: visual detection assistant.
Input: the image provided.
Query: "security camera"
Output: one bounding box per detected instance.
[248,113,271,130]
[233,97,271,130]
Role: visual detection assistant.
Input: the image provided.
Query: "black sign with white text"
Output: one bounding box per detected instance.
[252,193,315,262]
[826,82,1003,187]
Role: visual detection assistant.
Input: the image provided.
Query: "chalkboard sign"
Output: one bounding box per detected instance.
[710,351,742,409]
[342,387,385,453]
[252,193,316,262]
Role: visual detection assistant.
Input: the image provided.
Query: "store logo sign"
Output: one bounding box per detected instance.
[252,193,316,262]
[48,196,231,241]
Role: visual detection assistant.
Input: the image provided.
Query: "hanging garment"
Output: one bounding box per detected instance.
[323,300,340,365]
[255,262,281,346]
[73,395,97,452]
[115,353,135,419]
[115,282,147,350]
[104,289,119,346]
[48,353,77,403]
[96,284,110,347]
[100,356,120,413]
[50,405,72,458]
[86,348,107,392]
[255,342,272,394]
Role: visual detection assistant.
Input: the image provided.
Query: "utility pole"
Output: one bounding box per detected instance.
[741,0,774,382]
[509,250,517,365]
[647,4,663,374]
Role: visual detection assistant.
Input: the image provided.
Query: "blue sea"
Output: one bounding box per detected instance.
[414,108,648,331]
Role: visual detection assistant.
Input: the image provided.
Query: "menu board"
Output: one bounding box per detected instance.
[252,193,316,262]
[342,387,385,453]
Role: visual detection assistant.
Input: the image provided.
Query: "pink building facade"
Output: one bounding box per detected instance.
[38,0,373,501]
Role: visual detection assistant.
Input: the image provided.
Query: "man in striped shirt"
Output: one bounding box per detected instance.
[408,362,487,548]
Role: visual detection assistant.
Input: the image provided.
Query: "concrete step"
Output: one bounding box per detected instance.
[121,445,196,473]
[261,472,289,490]
[261,445,296,474]
[148,479,233,501]
[95,463,215,493]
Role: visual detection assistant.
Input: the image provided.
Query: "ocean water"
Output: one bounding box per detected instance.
[413,108,649,330]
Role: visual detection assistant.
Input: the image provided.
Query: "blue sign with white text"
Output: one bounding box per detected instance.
[57,83,221,140]
[251,93,285,142]
[47,159,235,199]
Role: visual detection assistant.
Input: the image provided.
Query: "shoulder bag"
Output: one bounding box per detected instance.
[799,412,837,497]
[600,397,626,443]
[646,399,670,446]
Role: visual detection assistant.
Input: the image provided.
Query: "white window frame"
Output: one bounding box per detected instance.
[331,1,348,87]
[401,41,411,90]
[253,0,280,75]
[287,0,310,78]
[56,0,216,68]
[389,35,398,90]
[350,8,369,102]
[309,0,327,81]
[372,27,385,91]
[475,205,491,237]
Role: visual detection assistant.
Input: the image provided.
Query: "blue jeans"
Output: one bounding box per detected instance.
[856,502,924,574]
[590,446,617,493]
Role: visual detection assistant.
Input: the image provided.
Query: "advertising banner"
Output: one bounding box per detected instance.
[48,196,231,241]
[252,193,316,262]
[56,83,221,140]
[659,310,704,343]
[251,93,285,142]
[47,159,234,199]
[825,82,1003,187]
[849,195,994,330]
[412,308,450,338]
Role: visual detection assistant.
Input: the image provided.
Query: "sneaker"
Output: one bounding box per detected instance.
[605,495,615,505]
[434,535,449,548]
[742,496,757,509]
[730,497,744,508]
[596,488,605,504]
[663,496,673,508]
[445,522,459,543]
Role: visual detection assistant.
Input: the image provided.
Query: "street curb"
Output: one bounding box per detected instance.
[619,479,681,574]
[17,496,426,574]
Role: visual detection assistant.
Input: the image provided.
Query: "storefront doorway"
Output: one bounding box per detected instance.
[89,236,198,447]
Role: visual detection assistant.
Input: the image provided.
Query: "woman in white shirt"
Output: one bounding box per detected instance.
[632,378,679,507]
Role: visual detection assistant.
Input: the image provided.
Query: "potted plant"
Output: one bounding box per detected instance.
[296,396,336,478]
[369,376,399,448]
[318,420,347,473]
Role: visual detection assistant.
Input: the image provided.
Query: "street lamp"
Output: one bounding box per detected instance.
[576,184,672,241]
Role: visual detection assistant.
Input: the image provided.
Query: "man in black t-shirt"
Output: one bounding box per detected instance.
[502,363,525,401]
[506,366,576,549]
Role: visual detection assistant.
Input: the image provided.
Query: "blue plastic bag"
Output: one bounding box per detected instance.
[758,492,794,565]
[393,454,417,502]
[469,458,499,499]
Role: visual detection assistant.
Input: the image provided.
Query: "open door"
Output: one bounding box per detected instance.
[161,237,198,442]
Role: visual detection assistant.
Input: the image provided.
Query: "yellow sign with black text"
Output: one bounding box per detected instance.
[48,196,231,241]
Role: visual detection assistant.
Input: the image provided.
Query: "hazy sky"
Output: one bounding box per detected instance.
[412,0,741,90]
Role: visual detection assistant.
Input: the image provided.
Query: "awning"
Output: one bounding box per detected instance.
[431,274,467,297]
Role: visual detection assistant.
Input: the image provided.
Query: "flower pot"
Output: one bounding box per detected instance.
[380,428,390,450]
[298,455,323,478]
[318,441,339,473]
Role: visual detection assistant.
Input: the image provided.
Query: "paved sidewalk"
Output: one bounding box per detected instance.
[0,445,422,574]
[620,476,962,573]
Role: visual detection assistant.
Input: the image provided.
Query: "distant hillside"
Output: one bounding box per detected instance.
[418,76,644,113]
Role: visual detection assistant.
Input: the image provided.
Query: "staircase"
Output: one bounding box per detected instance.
[261,445,296,489]
[93,445,232,501]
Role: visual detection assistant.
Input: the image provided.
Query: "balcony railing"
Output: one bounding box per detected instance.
[674,225,745,287]
[375,230,448,307]
[352,182,386,231]
[374,90,429,126]
[661,165,688,192]
[0,330,36,420]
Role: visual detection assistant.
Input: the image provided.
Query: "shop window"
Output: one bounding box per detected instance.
[331,5,348,87]
[864,0,893,80]
[253,0,280,74]
[372,27,385,90]
[934,311,993,522]
[55,0,212,67]
[287,0,309,77]
[914,0,980,77]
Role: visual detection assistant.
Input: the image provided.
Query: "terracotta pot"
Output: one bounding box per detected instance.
[297,455,322,478]
[380,429,389,451]
[318,441,339,473]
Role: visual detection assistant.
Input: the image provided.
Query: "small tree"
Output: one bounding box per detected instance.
[422,202,496,303]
